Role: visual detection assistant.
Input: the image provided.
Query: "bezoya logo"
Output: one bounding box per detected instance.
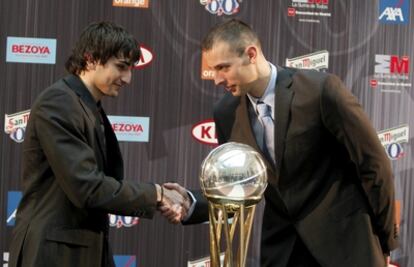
[379,0,409,24]
[4,110,30,143]
[200,0,241,16]
[377,124,409,160]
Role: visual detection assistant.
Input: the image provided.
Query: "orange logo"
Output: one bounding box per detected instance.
[201,53,214,80]
[112,0,149,8]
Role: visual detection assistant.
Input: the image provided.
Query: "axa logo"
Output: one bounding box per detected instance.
[192,119,218,146]
[7,191,22,226]
[109,214,139,228]
[200,0,241,16]
[379,0,409,24]
[134,45,154,69]
[4,110,30,143]
[112,0,149,8]
[375,55,409,75]
[113,255,137,267]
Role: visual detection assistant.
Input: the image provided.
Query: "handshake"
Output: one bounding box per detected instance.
[155,183,191,224]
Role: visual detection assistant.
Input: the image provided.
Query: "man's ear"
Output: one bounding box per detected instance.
[85,61,96,71]
[245,45,258,63]
[84,54,97,71]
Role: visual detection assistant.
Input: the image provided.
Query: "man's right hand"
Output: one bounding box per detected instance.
[158,183,191,224]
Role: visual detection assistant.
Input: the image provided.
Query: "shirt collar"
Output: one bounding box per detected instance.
[247,63,277,119]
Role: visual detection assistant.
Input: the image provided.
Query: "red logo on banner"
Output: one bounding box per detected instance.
[308,0,328,4]
[191,119,218,146]
[12,45,50,54]
[134,45,154,69]
[288,8,296,16]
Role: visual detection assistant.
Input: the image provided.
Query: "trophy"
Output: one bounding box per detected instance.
[200,142,268,267]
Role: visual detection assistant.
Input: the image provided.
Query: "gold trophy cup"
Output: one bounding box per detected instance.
[200,142,268,267]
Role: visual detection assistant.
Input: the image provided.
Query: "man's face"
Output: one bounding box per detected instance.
[91,56,132,98]
[204,41,256,96]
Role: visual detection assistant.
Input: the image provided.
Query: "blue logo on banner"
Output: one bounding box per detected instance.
[7,191,22,226]
[379,0,409,24]
[6,37,57,64]
[114,255,137,267]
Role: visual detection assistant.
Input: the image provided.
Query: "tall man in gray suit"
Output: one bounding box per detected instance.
[164,19,398,267]
[9,21,186,267]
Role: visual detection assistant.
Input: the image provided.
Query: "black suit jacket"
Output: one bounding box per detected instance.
[188,67,398,267]
[9,75,157,267]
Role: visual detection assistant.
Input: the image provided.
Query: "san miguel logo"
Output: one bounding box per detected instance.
[133,45,154,69]
[199,0,241,16]
[285,50,329,71]
[377,124,409,160]
[4,109,31,143]
[371,54,411,93]
[6,37,57,64]
[192,119,218,146]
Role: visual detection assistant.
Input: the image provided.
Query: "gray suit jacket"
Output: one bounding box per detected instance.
[189,67,398,267]
[9,75,157,267]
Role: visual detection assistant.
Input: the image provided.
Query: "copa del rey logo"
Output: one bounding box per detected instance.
[200,0,241,16]
[192,119,218,146]
[6,37,57,64]
[133,45,154,69]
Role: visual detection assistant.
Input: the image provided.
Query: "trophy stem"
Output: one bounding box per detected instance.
[208,202,257,267]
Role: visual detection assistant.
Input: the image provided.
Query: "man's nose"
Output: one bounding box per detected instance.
[214,73,225,86]
[121,69,132,84]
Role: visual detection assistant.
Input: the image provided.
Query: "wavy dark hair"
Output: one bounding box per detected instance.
[65,21,141,75]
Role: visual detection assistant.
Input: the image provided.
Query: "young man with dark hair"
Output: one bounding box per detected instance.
[166,19,398,266]
[9,21,187,267]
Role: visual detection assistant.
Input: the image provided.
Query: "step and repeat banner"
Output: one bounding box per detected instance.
[0,0,413,266]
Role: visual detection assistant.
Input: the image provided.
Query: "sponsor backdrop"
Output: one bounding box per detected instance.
[0,0,412,266]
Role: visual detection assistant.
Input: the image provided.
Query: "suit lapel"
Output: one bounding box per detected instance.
[274,67,294,177]
[62,75,108,166]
